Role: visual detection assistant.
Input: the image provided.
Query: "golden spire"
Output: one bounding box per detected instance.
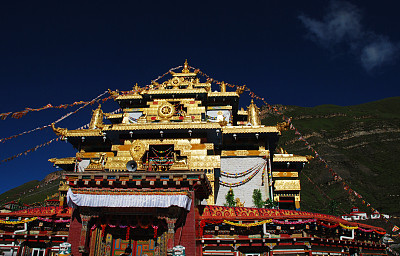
[133,83,141,94]
[220,81,226,92]
[247,100,261,126]
[182,59,190,73]
[89,104,104,129]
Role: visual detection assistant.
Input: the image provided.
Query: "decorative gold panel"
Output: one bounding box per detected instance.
[274,180,301,191]
[272,172,299,178]
[222,126,279,134]
[188,156,220,169]
[273,155,308,162]
[221,150,267,157]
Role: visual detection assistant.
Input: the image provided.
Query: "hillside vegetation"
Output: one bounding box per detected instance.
[0,172,61,206]
[263,97,400,216]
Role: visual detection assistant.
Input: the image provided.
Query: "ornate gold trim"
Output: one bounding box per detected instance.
[274,180,301,191]
[104,113,123,119]
[103,122,221,131]
[115,94,143,100]
[273,155,308,162]
[129,140,146,162]
[207,92,239,97]
[222,126,279,134]
[64,130,103,137]
[272,172,299,178]
[49,157,75,165]
[221,150,267,157]
[145,89,207,94]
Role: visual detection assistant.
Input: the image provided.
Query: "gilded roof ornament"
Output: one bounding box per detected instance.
[306,155,314,161]
[247,100,261,126]
[236,85,246,95]
[182,59,190,73]
[276,121,290,132]
[220,81,226,93]
[132,83,142,94]
[89,104,104,129]
[51,123,68,137]
[108,89,120,98]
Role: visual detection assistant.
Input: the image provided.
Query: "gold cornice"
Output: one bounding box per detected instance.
[64,129,103,137]
[222,126,279,134]
[145,88,207,94]
[207,92,239,97]
[207,106,232,110]
[49,157,75,165]
[237,110,247,115]
[104,113,123,119]
[171,72,198,77]
[76,152,114,158]
[103,122,221,131]
[115,94,143,100]
[272,172,299,178]
[273,154,308,162]
[221,150,268,157]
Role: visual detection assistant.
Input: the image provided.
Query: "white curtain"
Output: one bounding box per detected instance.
[67,189,192,210]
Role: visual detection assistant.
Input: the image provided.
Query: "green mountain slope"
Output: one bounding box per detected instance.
[263,97,400,216]
[0,171,61,206]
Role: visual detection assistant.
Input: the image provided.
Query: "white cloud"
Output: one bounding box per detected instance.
[361,38,399,71]
[299,1,399,71]
[299,1,362,46]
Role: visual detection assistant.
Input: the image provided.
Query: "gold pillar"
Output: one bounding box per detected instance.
[206,173,215,205]
[295,195,301,210]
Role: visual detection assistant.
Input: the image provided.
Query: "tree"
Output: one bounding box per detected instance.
[265,198,278,209]
[252,189,265,208]
[328,200,339,216]
[224,188,236,207]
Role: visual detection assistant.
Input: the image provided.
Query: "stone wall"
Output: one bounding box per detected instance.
[215,157,271,207]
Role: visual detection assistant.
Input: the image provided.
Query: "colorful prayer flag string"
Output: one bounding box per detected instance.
[0,91,109,143]
[0,92,114,121]
[219,161,266,187]
[0,137,60,165]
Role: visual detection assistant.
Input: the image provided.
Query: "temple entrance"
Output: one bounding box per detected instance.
[89,229,168,256]
[87,214,170,256]
[111,238,160,256]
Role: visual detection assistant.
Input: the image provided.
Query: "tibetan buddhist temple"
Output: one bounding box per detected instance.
[0,61,389,255]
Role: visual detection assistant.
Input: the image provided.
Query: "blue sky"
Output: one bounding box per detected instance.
[0,0,399,194]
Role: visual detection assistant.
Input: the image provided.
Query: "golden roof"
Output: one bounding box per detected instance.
[63,129,103,137]
[115,94,143,100]
[222,126,279,134]
[103,122,221,131]
[207,92,239,97]
[49,157,75,165]
[273,154,308,162]
[104,113,123,119]
[145,88,207,95]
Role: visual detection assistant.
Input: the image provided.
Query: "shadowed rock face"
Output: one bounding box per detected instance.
[262,97,400,216]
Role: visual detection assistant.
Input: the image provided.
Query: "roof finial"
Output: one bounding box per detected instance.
[182,59,190,73]
[247,100,260,126]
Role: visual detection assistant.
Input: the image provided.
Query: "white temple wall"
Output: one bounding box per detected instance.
[215,157,270,207]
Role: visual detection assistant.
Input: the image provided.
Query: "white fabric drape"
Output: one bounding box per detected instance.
[67,189,192,210]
